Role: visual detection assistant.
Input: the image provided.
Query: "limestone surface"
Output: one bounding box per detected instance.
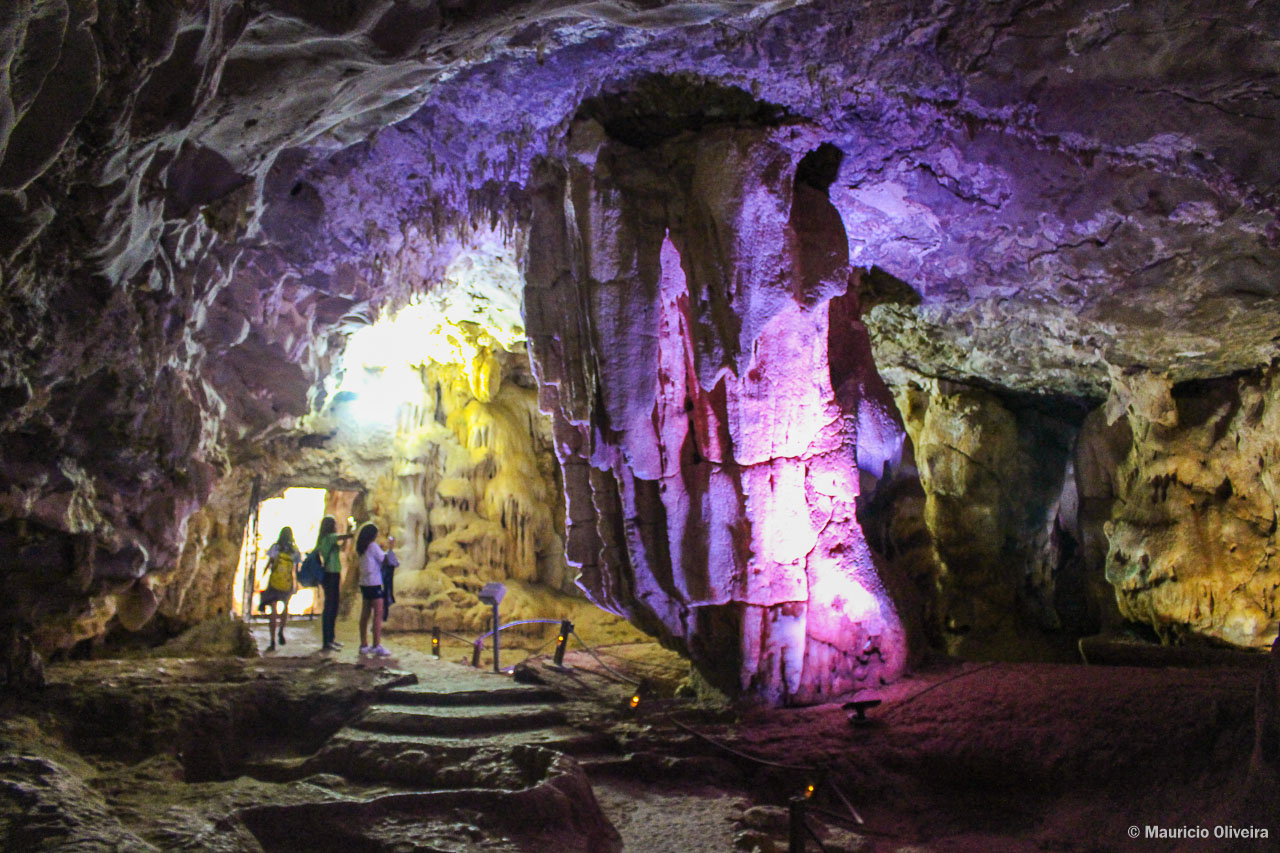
[2,0,1280,689]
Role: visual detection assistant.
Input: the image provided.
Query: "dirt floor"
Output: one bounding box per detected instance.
[1,618,1276,852]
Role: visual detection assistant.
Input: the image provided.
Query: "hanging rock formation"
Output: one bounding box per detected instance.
[525,122,908,701]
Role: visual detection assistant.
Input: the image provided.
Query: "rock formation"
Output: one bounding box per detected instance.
[2,0,1280,696]
[525,122,909,701]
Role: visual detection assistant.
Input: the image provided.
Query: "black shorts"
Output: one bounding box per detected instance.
[260,588,292,608]
[360,584,384,601]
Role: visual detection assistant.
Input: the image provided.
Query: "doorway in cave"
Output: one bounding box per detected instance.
[230,486,359,621]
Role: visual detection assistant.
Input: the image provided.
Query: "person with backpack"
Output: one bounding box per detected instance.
[355,522,392,657]
[381,534,400,622]
[315,515,353,652]
[262,526,301,652]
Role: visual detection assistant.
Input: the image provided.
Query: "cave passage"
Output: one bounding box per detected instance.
[232,486,327,619]
[3,2,1280,847]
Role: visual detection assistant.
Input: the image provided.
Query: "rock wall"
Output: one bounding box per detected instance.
[877,364,1280,657]
[894,379,1091,658]
[525,121,909,702]
[1093,367,1280,648]
[360,342,572,633]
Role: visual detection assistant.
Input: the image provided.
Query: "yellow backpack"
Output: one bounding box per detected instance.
[267,549,295,591]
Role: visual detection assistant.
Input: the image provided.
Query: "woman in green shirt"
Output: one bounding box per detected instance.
[315,515,353,651]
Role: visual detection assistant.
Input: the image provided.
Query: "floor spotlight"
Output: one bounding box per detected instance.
[843,698,882,727]
[431,626,440,659]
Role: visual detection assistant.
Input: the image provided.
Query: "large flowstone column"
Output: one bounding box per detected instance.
[524,121,909,702]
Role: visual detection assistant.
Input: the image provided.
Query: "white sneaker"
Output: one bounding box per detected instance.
[371,645,392,657]
[358,645,373,655]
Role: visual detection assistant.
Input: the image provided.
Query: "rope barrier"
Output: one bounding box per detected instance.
[664,715,816,772]
[881,661,999,717]
[433,613,875,844]
[558,626,873,836]
[499,635,559,673]
[472,618,564,643]
[569,631,643,685]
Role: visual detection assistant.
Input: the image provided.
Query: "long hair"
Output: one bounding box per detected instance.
[276,526,295,552]
[355,522,378,556]
[316,515,337,549]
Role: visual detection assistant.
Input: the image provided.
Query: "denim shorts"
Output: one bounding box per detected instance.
[360,584,384,601]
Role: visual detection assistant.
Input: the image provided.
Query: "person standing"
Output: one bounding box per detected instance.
[315,515,352,652]
[355,523,391,657]
[381,534,399,623]
[262,526,301,651]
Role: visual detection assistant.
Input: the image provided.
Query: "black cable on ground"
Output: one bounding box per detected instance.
[881,661,1000,718]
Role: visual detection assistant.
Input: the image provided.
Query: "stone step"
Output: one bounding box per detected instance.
[381,685,565,706]
[235,748,622,852]
[328,726,621,757]
[352,702,569,736]
[242,728,623,785]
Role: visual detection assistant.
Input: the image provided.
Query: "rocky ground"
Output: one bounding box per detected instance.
[1,619,1275,852]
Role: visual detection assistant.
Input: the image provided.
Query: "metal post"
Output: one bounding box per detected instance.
[431,626,440,658]
[476,583,505,674]
[471,639,482,668]
[789,796,807,853]
[553,620,573,667]
[490,602,500,673]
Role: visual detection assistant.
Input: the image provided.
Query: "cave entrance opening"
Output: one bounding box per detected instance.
[230,486,328,620]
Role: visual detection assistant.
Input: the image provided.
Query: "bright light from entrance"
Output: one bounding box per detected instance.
[232,487,328,617]
[334,237,526,424]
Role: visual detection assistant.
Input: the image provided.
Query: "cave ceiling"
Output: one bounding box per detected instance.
[3,0,1280,674]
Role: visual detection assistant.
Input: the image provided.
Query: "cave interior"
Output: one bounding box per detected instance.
[1,0,1279,850]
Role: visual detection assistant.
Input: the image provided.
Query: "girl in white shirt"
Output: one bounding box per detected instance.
[354,523,391,657]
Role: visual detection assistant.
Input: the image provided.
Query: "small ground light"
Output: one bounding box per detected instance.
[804,783,816,799]
[552,619,573,668]
[431,626,440,658]
[626,678,650,711]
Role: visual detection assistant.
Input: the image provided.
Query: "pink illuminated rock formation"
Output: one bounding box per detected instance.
[525,123,908,700]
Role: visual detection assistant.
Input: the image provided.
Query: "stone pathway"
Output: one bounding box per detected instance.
[242,618,763,851]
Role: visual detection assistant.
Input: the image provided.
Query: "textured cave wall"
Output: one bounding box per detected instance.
[0,0,471,675]
[882,364,1280,655]
[4,0,1280,688]
[1093,367,1280,648]
[525,121,910,702]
